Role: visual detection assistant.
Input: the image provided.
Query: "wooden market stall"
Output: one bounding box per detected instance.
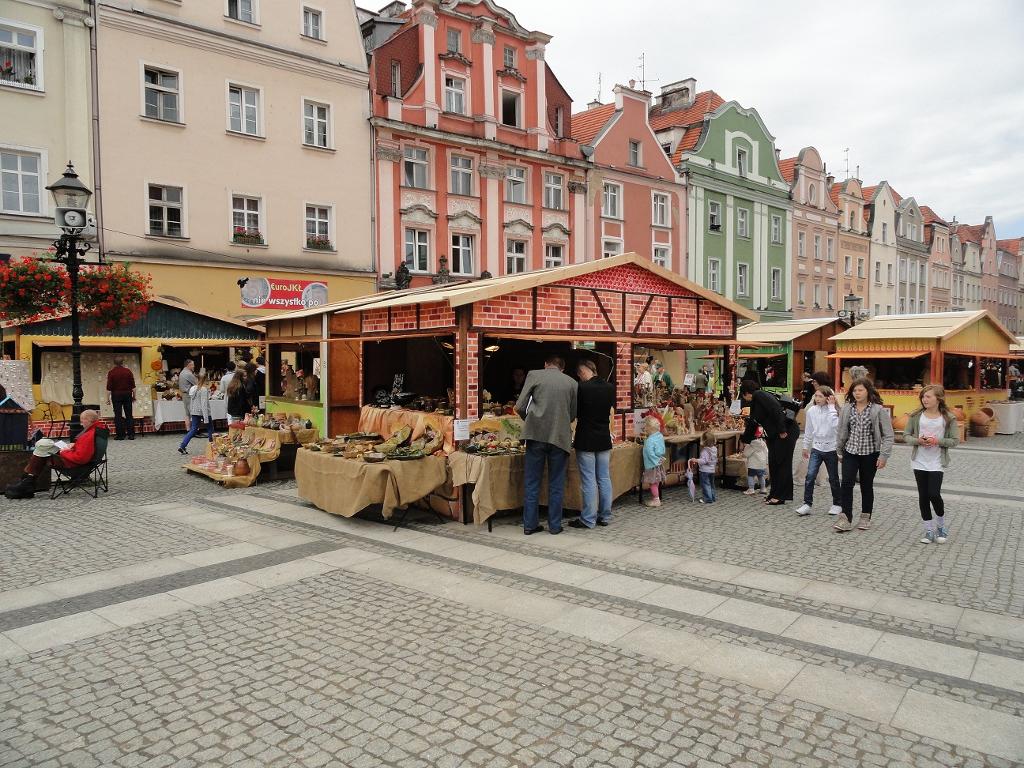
[828,310,1016,425]
[260,253,758,523]
[732,317,845,396]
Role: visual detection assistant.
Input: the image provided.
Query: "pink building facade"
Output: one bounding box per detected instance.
[922,206,951,313]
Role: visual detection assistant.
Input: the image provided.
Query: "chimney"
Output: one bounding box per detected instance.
[774,148,781,161]
[826,173,835,187]
[655,77,696,110]
[628,79,636,89]
[587,100,602,110]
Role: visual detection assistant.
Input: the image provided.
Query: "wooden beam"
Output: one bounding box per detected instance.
[531,287,538,331]
[631,294,655,335]
[620,292,627,333]
[591,289,616,332]
[457,307,470,419]
[570,287,576,329]
[695,298,702,335]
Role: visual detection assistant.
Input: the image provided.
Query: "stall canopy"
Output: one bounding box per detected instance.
[732,317,844,393]
[737,317,841,346]
[829,310,1016,355]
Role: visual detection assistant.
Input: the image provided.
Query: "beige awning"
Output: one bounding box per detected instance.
[829,310,1015,344]
[737,317,838,344]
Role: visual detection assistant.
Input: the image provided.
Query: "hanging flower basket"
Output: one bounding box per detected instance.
[78,263,153,330]
[0,258,69,324]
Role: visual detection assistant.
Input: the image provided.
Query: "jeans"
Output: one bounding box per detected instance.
[747,469,766,491]
[111,393,134,438]
[840,450,879,522]
[576,449,612,527]
[179,415,213,450]
[913,469,945,520]
[804,449,840,506]
[523,440,569,532]
[699,471,716,502]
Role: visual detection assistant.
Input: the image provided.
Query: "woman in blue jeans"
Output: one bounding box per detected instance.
[177,373,214,455]
[569,359,616,529]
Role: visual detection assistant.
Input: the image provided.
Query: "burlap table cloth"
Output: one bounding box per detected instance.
[243,425,317,448]
[450,442,643,526]
[295,449,449,519]
[357,406,455,453]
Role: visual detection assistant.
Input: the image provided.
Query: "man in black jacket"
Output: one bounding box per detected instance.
[740,379,799,505]
[570,359,616,529]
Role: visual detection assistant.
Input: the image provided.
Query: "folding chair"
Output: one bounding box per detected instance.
[51,425,110,499]
[46,402,68,438]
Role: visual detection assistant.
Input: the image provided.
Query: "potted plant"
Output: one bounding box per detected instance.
[305,234,333,250]
[232,226,264,246]
[0,61,13,81]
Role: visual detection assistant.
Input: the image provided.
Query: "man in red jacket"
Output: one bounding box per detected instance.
[4,410,102,498]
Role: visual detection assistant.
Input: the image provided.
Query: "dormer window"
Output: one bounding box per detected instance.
[628,140,641,167]
[661,142,672,156]
[736,147,748,175]
[446,28,461,54]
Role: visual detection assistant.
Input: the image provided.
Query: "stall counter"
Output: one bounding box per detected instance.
[358,405,456,454]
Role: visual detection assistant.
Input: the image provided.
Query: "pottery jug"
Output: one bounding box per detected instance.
[893,413,910,431]
[233,457,251,476]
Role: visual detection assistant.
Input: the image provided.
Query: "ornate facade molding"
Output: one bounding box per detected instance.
[400,204,439,225]
[471,28,495,45]
[447,211,483,229]
[376,146,403,163]
[477,163,506,180]
[418,10,438,27]
[542,223,571,242]
[503,205,533,225]
[439,51,473,67]
[525,47,545,61]
[567,181,588,194]
[400,189,437,211]
[504,218,534,236]
[447,198,481,218]
[496,67,527,83]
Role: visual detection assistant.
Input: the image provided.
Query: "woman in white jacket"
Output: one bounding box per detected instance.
[177,374,214,455]
[796,386,842,516]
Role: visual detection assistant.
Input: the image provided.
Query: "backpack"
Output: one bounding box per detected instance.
[773,393,801,425]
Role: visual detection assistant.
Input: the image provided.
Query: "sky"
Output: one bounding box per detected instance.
[508,0,1024,239]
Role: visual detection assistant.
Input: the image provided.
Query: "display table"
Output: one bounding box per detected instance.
[295,449,450,520]
[184,456,261,488]
[357,406,455,454]
[986,401,1024,434]
[152,399,228,430]
[449,442,643,526]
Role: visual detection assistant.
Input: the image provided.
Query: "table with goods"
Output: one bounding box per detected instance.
[238,413,320,478]
[183,431,271,488]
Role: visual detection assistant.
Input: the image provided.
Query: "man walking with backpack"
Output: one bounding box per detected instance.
[739,380,800,505]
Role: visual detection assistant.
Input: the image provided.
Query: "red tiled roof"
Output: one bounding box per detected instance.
[997,238,1022,254]
[954,223,986,244]
[777,157,797,184]
[860,185,878,203]
[570,103,616,145]
[648,90,726,164]
[889,188,903,204]
[920,205,948,227]
[829,182,842,208]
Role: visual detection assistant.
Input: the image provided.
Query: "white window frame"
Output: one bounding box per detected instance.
[0,17,44,92]
[225,0,259,25]
[230,193,264,243]
[141,62,182,124]
[858,258,865,278]
[302,98,332,149]
[882,222,888,243]
[601,182,622,219]
[505,166,527,204]
[449,154,473,196]
[736,263,749,296]
[708,259,721,292]
[226,81,262,137]
[797,281,805,305]
[543,243,563,269]
[503,45,516,69]
[813,234,822,260]
[145,182,186,238]
[0,145,46,216]
[652,246,669,269]
[652,192,669,227]
[628,140,642,167]
[813,283,821,307]
[809,185,817,204]
[301,6,324,40]
[874,262,881,283]
[304,203,332,249]
[500,88,522,128]
[887,263,894,285]
[770,214,782,244]
[798,231,806,258]
[404,227,430,273]
[844,255,852,276]
[403,145,429,189]
[543,172,564,210]
[736,207,749,238]
[451,233,474,275]
[827,237,835,262]
[443,74,465,115]
[389,60,401,98]
[602,239,623,259]
[505,238,527,274]
[736,147,748,175]
[770,268,783,300]
[708,200,722,231]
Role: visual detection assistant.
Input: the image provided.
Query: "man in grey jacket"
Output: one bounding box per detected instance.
[178,360,197,421]
[515,355,578,535]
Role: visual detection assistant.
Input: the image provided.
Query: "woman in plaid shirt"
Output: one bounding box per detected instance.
[834,378,894,533]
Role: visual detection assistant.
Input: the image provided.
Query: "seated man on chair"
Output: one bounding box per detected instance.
[5,409,102,499]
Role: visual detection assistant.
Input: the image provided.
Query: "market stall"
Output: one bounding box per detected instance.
[829,310,1016,426]
[732,317,846,396]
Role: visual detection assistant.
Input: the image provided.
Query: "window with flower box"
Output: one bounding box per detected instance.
[0,21,41,90]
[231,195,262,244]
[148,184,183,237]
[305,205,332,250]
[0,149,42,214]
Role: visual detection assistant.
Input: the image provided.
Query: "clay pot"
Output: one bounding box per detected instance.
[953,406,966,423]
[970,407,994,426]
[893,413,910,431]
[233,458,251,476]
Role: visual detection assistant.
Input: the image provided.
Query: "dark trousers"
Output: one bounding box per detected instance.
[111,393,135,438]
[913,469,945,520]
[841,450,879,522]
[523,440,569,533]
[767,426,799,502]
[25,454,71,477]
[804,449,840,506]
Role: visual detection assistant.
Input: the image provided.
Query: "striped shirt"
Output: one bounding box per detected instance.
[846,405,877,455]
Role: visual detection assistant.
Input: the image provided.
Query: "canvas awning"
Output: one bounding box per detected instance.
[737,317,838,345]
[829,310,1014,344]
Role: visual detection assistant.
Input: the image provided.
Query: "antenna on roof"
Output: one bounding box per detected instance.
[855,164,860,181]
[844,148,850,180]
[637,53,659,91]
[596,72,602,103]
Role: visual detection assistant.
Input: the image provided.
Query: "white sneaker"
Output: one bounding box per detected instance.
[827,505,842,516]
[742,488,759,495]
[795,503,812,516]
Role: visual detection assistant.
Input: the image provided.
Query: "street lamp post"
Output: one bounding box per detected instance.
[837,291,870,328]
[46,163,95,439]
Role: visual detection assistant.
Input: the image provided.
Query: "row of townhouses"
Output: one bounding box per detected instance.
[2,0,1022,333]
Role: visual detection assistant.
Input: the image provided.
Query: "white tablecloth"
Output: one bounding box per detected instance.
[986,401,1024,434]
[152,399,228,430]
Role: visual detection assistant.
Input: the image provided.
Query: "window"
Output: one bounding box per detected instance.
[303,100,329,148]
[403,146,428,188]
[446,28,461,53]
[628,140,641,167]
[809,185,817,204]
[305,205,331,249]
[827,285,834,308]
[874,303,880,315]
[771,214,782,244]
[813,284,821,307]
[390,61,401,97]
[857,258,865,278]
[544,244,563,268]
[708,200,721,230]
[653,246,668,268]
[500,90,521,127]
[844,256,852,276]
[506,239,526,274]
[231,195,262,243]
[661,142,672,156]
[827,237,834,262]
[813,234,821,260]
[797,282,805,304]
[554,107,565,136]
[450,155,473,196]
[444,75,465,115]
[302,7,322,39]
[227,0,256,24]
[848,210,855,230]
[0,21,40,89]
[543,172,563,210]
[228,84,259,135]
[505,167,526,203]
[602,183,621,218]
[736,147,748,175]
[602,239,622,259]
[737,208,749,238]
[144,67,179,122]
[882,222,888,242]
[404,228,429,272]
[503,45,516,69]
[798,232,805,258]
[887,263,893,285]
[899,297,906,313]
[451,233,474,275]
[147,184,183,237]
[708,259,721,292]
[652,193,668,227]
[770,268,782,300]
[874,262,881,283]
[0,150,41,214]
[736,263,749,296]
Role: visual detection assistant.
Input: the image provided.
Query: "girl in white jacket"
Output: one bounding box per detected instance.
[796,386,842,516]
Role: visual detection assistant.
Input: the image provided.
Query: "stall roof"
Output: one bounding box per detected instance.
[1012,337,1024,353]
[737,317,838,345]
[827,351,929,360]
[251,253,760,325]
[829,310,1016,344]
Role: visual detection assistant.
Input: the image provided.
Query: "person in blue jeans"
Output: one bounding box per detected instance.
[177,374,214,455]
[696,431,718,504]
[515,355,578,535]
[569,359,616,529]
[795,386,841,516]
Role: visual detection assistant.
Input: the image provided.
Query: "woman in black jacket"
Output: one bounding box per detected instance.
[740,380,799,506]
[226,371,251,424]
[569,359,616,529]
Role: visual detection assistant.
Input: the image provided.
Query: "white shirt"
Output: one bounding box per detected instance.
[911,414,945,472]
[802,404,839,453]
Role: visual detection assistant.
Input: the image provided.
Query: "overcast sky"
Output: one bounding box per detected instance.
[512,0,1024,239]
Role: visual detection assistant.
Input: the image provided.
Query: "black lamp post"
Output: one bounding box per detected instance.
[46,163,95,439]
[838,291,870,327]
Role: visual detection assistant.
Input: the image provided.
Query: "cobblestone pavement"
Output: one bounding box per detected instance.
[1,432,1022,766]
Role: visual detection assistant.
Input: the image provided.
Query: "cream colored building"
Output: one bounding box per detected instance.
[95,0,375,320]
[0,0,94,257]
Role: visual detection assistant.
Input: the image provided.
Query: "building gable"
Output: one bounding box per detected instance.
[690,102,785,186]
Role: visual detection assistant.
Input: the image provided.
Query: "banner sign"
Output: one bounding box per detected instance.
[240,278,328,310]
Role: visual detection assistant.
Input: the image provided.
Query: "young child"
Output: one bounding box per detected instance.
[742,427,769,495]
[641,416,667,508]
[903,385,958,543]
[796,385,841,516]
[696,431,718,504]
